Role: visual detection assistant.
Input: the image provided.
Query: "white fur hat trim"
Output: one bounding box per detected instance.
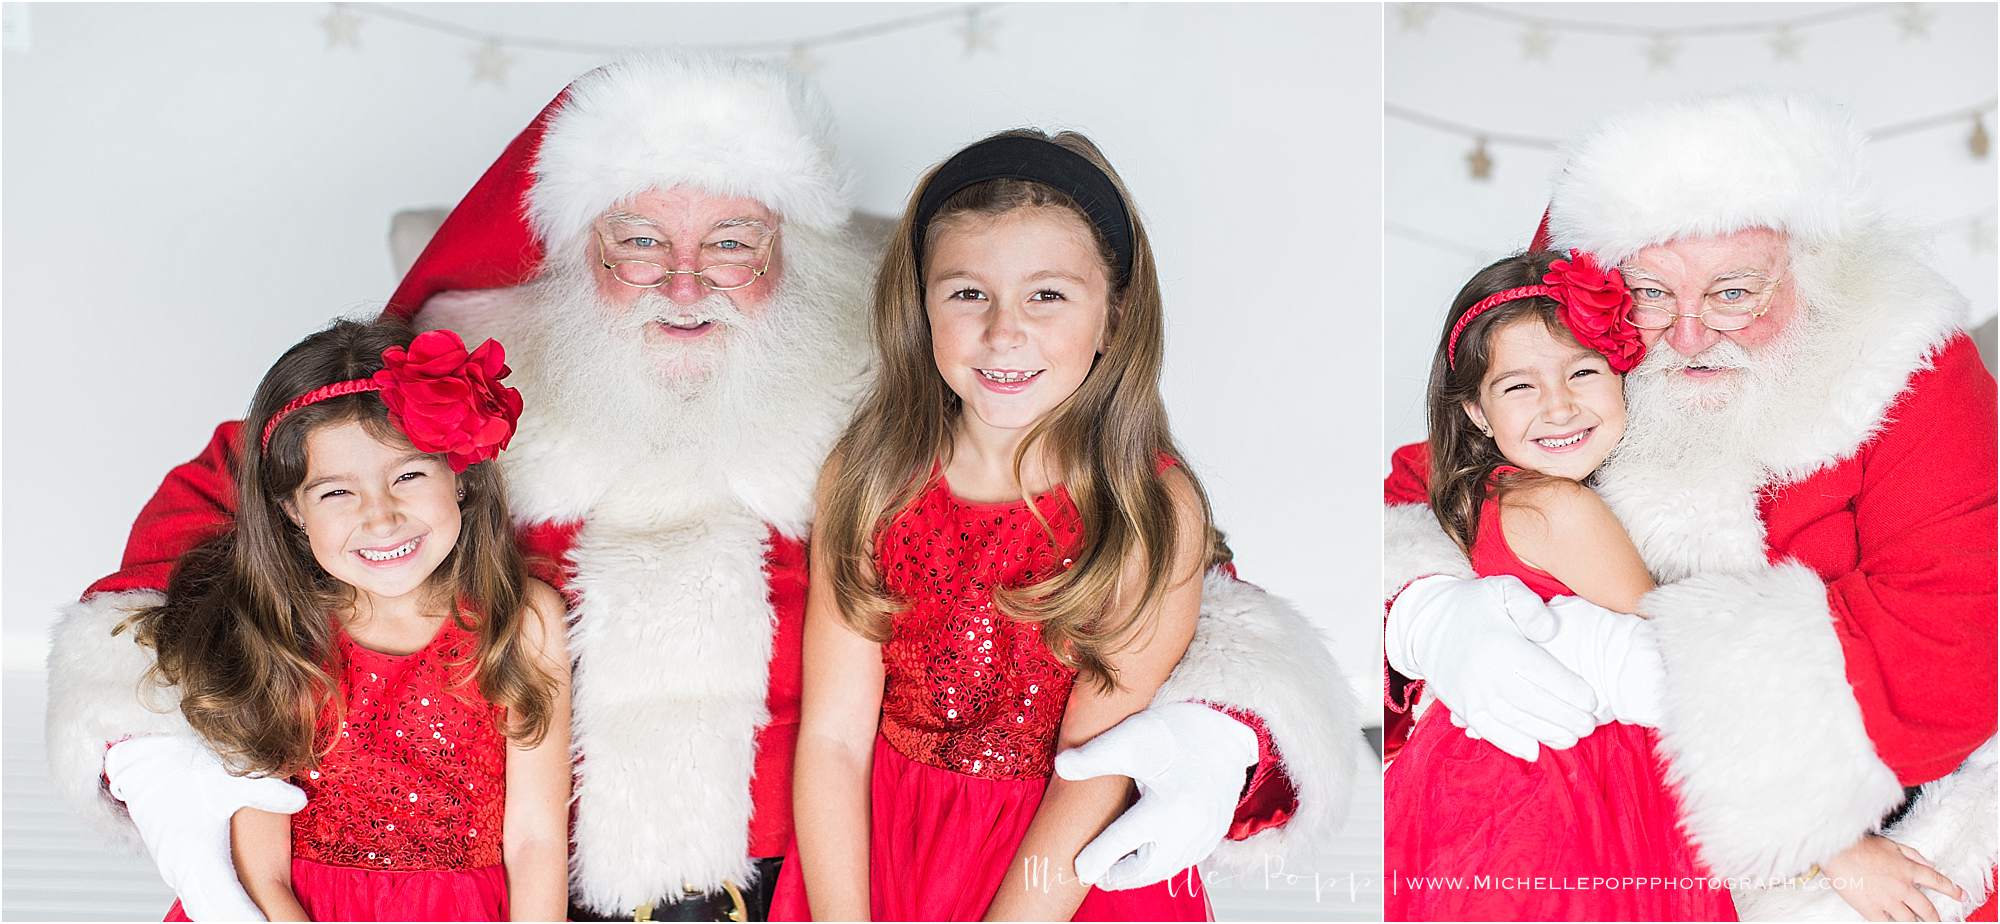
[1547,94,1873,263]
[528,54,854,245]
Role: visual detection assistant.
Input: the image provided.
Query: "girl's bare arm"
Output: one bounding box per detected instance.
[504,579,573,922]
[1502,479,1655,614]
[794,460,887,920]
[984,468,1207,921]
[232,806,308,921]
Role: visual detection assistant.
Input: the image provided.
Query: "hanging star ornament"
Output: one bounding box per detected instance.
[1397,3,1437,33]
[1467,138,1493,181]
[960,8,996,55]
[1768,25,1802,61]
[470,40,511,87]
[1520,24,1552,61]
[1645,34,1679,71]
[321,3,361,50]
[1896,4,1934,40]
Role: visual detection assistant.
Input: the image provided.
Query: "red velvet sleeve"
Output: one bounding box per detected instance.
[1824,336,1998,785]
[1381,440,1433,753]
[1199,704,1297,839]
[1384,440,1432,506]
[83,421,244,598]
[515,519,584,602]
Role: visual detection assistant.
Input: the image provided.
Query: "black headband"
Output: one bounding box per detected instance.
[911,135,1135,287]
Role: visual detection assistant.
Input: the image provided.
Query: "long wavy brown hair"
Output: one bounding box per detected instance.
[1427,250,1581,553]
[821,129,1229,691]
[122,318,556,777]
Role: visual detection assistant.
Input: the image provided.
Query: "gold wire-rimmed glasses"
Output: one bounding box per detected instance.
[596,228,780,292]
[1624,274,1785,332]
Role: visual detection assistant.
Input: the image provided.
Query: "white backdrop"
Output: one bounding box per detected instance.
[1385,1,1999,453]
[2,3,1382,920]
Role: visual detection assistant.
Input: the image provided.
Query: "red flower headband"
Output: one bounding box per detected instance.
[1447,250,1646,374]
[259,330,525,473]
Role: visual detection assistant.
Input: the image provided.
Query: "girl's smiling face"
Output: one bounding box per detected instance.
[925,206,1112,436]
[1463,318,1627,481]
[283,418,462,604]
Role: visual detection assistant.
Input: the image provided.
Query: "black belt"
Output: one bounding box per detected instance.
[568,857,785,922]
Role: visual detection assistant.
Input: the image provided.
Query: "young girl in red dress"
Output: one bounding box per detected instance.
[770,131,1217,922]
[1383,248,1731,922]
[128,319,572,922]
[1384,250,1965,922]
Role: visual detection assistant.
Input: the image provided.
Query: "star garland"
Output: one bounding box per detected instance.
[1387,99,1999,182]
[1396,3,1958,68]
[317,2,1003,87]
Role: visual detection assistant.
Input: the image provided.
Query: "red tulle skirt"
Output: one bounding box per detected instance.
[1385,703,1735,921]
[165,857,506,922]
[771,733,1209,921]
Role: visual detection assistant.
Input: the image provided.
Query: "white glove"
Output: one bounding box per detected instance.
[1054,701,1258,891]
[1386,574,1601,762]
[1539,596,1666,728]
[105,735,307,922]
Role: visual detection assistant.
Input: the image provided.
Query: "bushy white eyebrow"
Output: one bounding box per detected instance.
[1617,267,1774,287]
[600,210,658,228]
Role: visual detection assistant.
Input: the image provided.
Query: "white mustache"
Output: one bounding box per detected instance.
[1644,338,1754,372]
[623,291,752,330]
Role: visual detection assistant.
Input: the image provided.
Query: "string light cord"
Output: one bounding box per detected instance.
[349,2,999,57]
[1388,98,1998,150]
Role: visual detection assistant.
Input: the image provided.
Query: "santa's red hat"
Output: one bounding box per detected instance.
[388,54,852,319]
[1540,94,1874,263]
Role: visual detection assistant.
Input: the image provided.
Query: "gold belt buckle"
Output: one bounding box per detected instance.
[721,880,748,923]
[633,881,743,923]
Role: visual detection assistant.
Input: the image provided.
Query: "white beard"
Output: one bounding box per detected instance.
[1594,311,1820,580]
[422,225,875,535]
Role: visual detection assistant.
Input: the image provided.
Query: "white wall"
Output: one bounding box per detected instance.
[1385,1,1999,453]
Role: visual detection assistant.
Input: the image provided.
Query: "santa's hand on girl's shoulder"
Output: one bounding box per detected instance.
[105,735,307,922]
[1538,596,1666,729]
[1055,701,1257,890]
[1387,574,1600,762]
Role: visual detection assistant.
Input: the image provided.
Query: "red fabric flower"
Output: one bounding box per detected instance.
[1545,250,1646,373]
[373,330,524,472]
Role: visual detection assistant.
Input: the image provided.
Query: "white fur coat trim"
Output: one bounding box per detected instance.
[1748,223,1968,487]
[44,589,185,849]
[1730,736,1997,922]
[1382,502,1473,600]
[529,54,854,248]
[563,511,779,912]
[1548,94,1870,264]
[1644,562,1905,882]
[1166,571,1367,876]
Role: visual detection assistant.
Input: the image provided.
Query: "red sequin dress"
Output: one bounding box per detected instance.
[771,468,1210,922]
[166,615,510,922]
[1384,471,1735,921]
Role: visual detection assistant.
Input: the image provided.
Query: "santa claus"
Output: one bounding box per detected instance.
[1383,94,1997,919]
[46,55,1358,920]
